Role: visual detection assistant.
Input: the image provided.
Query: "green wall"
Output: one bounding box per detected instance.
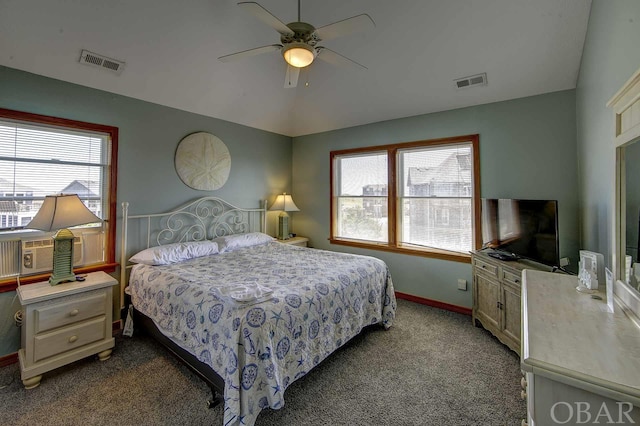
[0,66,292,356]
[576,0,640,266]
[0,292,21,357]
[292,90,580,307]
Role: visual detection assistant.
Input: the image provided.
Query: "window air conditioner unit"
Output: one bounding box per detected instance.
[21,236,83,276]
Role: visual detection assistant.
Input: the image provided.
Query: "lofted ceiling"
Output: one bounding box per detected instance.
[0,0,592,137]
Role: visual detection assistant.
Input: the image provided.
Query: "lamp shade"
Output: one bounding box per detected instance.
[26,194,102,231]
[269,193,300,212]
[282,43,315,68]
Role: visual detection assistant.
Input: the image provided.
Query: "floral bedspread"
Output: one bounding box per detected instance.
[129,242,396,426]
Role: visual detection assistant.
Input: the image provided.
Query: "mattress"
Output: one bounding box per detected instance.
[129,241,396,426]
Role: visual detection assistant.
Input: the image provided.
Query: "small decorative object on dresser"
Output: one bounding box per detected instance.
[276,236,309,247]
[17,271,118,389]
[576,250,604,293]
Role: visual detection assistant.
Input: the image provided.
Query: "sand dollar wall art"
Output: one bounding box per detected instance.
[175,132,231,190]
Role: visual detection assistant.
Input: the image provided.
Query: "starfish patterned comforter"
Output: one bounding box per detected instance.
[129,242,396,426]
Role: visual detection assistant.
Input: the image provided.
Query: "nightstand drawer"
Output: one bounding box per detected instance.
[34,291,107,334]
[33,316,106,362]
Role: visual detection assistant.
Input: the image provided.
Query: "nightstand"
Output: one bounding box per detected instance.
[17,271,118,389]
[277,236,309,247]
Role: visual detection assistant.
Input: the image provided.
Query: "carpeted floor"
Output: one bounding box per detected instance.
[0,299,526,425]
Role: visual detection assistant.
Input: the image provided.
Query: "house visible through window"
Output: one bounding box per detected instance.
[0,108,118,286]
[331,135,480,262]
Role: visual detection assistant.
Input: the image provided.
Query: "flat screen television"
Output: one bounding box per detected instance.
[481,198,559,267]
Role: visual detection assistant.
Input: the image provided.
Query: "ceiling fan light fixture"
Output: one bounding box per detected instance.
[282,43,315,68]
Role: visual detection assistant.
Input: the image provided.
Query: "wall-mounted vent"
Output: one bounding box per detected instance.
[454,73,487,89]
[79,49,125,75]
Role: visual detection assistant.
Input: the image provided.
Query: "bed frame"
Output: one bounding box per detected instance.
[120,197,267,408]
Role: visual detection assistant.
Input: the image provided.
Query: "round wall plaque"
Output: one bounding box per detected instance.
[175,132,231,190]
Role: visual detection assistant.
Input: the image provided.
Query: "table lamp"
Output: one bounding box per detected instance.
[25,194,102,285]
[269,193,300,240]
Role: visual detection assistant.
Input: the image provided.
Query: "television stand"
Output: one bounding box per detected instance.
[471,249,552,356]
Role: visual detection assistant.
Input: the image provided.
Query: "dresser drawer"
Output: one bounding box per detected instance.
[502,269,522,287]
[33,316,106,362]
[34,291,106,334]
[473,258,498,278]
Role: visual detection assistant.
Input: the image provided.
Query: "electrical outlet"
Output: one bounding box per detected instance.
[457,279,467,291]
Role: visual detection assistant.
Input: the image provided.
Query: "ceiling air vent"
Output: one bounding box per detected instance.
[79,49,125,75]
[454,73,487,90]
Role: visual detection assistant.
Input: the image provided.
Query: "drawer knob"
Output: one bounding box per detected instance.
[521,377,527,389]
[68,335,78,343]
[69,309,79,316]
[521,390,527,400]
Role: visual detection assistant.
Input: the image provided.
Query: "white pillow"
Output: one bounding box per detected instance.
[129,240,219,265]
[214,232,274,253]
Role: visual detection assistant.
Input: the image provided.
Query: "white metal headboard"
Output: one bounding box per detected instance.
[120,197,267,308]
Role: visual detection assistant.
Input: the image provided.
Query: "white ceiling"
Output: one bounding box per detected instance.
[0,0,592,137]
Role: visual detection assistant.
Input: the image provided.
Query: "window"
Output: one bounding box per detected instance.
[0,108,118,288]
[330,135,480,262]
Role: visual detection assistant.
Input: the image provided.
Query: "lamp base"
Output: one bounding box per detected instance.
[277,213,290,240]
[49,228,77,286]
[49,272,77,286]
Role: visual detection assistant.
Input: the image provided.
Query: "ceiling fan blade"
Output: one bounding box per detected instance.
[316,47,367,69]
[315,14,375,41]
[218,44,282,62]
[284,65,300,88]
[238,2,294,36]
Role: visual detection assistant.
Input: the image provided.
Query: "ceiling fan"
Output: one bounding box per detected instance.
[218,1,375,88]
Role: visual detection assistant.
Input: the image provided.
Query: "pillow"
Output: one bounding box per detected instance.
[129,240,219,265]
[214,232,275,253]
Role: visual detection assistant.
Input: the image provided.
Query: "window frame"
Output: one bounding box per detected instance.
[0,108,118,291]
[330,134,481,263]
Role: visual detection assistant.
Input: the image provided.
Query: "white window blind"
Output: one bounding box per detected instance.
[0,120,109,231]
[398,143,473,253]
[334,152,388,242]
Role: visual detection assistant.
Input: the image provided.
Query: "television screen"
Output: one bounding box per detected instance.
[481,199,559,267]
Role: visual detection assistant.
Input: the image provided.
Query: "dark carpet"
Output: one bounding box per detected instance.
[0,299,526,425]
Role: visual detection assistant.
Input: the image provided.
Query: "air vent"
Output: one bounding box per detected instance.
[79,49,125,75]
[454,73,487,89]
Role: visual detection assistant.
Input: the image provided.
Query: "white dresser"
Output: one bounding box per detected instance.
[17,271,118,389]
[521,270,640,425]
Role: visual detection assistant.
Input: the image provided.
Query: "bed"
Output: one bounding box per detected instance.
[120,197,396,426]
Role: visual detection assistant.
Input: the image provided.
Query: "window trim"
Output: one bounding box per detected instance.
[330,134,481,263]
[0,108,118,292]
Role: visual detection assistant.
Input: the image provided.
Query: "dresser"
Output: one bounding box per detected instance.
[471,249,549,355]
[17,271,118,389]
[521,270,640,425]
